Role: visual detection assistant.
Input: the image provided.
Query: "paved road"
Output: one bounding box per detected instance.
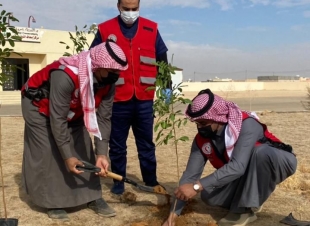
[0,94,308,117]
[0,104,22,116]
[173,94,308,114]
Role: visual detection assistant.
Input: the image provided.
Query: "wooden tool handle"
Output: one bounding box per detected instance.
[107,171,123,181]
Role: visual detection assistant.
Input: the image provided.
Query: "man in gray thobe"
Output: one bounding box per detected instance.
[163,89,297,226]
[21,41,128,220]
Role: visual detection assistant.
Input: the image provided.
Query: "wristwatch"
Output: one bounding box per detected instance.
[193,183,200,192]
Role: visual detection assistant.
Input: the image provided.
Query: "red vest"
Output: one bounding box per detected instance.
[195,112,283,169]
[21,61,111,121]
[98,17,158,102]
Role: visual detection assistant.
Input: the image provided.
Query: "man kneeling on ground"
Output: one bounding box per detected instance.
[162,88,297,226]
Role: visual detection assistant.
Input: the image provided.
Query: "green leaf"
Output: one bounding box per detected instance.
[175,110,182,115]
[8,39,14,47]
[183,99,192,104]
[11,35,21,41]
[0,32,4,42]
[177,120,182,128]
[8,27,18,34]
[169,113,175,121]
[146,86,156,91]
[179,136,189,142]
[160,121,167,129]
[6,32,11,39]
[154,123,160,132]
[9,17,19,22]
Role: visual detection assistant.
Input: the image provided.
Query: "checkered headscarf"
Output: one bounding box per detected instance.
[185,89,243,158]
[58,41,128,140]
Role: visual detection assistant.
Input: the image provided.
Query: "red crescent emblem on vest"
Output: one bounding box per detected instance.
[202,142,212,155]
[108,34,117,42]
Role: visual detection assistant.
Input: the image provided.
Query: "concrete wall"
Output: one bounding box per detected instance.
[263,81,310,91]
[181,82,264,92]
[181,81,310,92]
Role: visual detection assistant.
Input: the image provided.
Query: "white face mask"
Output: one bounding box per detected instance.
[120,11,139,25]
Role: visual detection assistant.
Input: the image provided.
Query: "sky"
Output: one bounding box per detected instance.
[2,0,310,81]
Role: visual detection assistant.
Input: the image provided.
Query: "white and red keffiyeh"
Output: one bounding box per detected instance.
[185,92,258,158]
[59,41,128,140]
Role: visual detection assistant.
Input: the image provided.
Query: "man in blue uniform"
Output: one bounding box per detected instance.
[90,0,169,194]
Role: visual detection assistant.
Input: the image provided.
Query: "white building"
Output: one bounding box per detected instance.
[171,67,183,94]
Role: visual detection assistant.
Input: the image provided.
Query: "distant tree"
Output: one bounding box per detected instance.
[59,24,97,56]
[301,85,310,110]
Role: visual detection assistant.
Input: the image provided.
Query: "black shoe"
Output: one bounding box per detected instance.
[145,181,160,187]
[218,211,257,226]
[110,182,125,195]
[87,198,116,217]
[47,208,69,220]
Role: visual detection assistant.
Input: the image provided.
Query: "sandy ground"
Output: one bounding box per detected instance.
[0,108,310,226]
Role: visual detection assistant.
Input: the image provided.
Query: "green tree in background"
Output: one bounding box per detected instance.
[0,4,21,86]
[0,4,21,223]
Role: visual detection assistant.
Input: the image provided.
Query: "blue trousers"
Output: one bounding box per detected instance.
[109,97,158,186]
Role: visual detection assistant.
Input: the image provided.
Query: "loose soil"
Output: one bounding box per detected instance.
[0,111,309,225]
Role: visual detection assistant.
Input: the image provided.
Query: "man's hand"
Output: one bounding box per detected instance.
[162,212,178,226]
[174,183,200,201]
[65,157,84,175]
[95,155,109,177]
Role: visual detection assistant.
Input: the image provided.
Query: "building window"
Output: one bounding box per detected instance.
[2,58,29,91]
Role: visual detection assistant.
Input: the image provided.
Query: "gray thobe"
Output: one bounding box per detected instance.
[21,70,114,208]
[173,118,297,215]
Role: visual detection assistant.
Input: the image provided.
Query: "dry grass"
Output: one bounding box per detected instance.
[0,111,309,225]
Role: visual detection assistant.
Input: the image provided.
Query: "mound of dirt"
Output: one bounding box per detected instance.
[153,185,168,195]
[207,222,218,226]
[120,191,138,206]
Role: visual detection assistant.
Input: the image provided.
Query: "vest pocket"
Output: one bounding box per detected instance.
[140,56,156,65]
[139,46,157,72]
[140,77,156,85]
